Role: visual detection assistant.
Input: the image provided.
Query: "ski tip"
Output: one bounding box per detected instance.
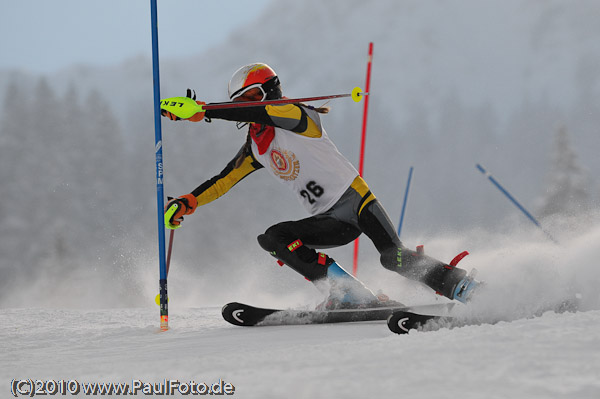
[387,312,412,334]
[387,311,441,335]
[221,302,253,326]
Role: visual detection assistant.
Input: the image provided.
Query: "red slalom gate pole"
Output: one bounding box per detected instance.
[353,42,373,276]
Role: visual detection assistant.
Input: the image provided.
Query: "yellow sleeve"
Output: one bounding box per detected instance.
[191,151,263,206]
[265,104,323,138]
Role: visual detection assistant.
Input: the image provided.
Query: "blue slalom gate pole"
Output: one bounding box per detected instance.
[476,164,557,244]
[150,0,169,331]
[397,166,414,239]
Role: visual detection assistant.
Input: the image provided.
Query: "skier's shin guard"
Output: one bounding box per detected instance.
[380,246,466,299]
[325,261,378,304]
[257,233,329,281]
[257,233,376,303]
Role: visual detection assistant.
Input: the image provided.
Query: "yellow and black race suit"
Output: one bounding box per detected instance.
[187,104,467,299]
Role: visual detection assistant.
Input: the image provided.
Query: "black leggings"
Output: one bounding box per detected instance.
[257,181,401,278]
[257,187,465,298]
[262,200,399,253]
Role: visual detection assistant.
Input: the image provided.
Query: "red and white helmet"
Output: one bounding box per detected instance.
[228,63,282,101]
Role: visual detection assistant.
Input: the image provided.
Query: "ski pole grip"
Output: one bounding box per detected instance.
[164,202,182,229]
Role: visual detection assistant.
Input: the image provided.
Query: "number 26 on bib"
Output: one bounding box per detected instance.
[300,181,324,204]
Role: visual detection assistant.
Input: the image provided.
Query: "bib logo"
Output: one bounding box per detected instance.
[270,148,300,181]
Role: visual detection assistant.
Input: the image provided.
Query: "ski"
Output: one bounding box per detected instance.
[221,301,454,327]
[386,291,584,335]
[387,310,452,334]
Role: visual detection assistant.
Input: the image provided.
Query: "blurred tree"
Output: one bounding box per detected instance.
[0,78,32,291]
[0,77,129,282]
[538,125,590,218]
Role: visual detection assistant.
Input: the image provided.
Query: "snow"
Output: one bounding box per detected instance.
[2,307,599,398]
[4,221,600,398]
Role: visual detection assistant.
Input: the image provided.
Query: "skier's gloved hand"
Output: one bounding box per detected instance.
[161,109,180,121]
[160,88,206,122]
[164,194,198,229]
[185,89,206,122]
[187,100,206,122]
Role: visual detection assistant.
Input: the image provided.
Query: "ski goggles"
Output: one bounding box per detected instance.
[229,76,281,102]
[230,83,268,102]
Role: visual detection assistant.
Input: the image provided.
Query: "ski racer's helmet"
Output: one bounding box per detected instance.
[228,63,282,101]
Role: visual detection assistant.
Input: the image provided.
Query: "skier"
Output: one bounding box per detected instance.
[162,63,479,308]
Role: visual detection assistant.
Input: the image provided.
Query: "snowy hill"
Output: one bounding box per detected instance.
[4,223,600,399]
[3,307,600,398]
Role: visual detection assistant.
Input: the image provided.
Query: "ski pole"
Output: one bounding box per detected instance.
[476,164,558,244]
[397,166,414,239]
[161,87,368,120]
[166,229,174,276]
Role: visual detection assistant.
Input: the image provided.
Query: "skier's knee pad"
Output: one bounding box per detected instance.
[257,233,278,253]
[257,232,328,282]
[263,222,297,243]
[257,231,303,258]
[258,226,318,264]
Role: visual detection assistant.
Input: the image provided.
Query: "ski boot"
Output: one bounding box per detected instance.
[386,245,482,303]
[452,269,481,303]
[437,252,482,303]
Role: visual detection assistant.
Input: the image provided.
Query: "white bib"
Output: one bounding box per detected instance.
[251,125,359,215]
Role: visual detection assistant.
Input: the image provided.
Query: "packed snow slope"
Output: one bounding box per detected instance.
[3,308,600,399]
[2,0,600,312]
[4,222,600,398]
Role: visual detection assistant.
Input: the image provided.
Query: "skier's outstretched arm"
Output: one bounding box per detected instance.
[164,145,263,229]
